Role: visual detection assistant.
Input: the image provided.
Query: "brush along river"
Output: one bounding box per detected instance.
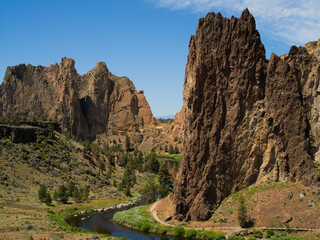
[65,203,191,240]
[66,160,192,239]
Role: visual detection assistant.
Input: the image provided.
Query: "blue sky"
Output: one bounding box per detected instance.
[0,0,319,117]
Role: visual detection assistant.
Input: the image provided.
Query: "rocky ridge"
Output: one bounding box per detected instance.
[0,58,158,140]
[173,9,320,221]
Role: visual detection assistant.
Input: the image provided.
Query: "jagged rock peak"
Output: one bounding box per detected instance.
[0,58,157,139]
[174,9,319,222]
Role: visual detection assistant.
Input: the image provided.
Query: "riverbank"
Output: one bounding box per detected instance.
[114,205,227,239]
[0,187,140,240]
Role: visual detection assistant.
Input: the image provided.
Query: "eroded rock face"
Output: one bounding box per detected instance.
[0,58,157,140]
[174,9,320,221]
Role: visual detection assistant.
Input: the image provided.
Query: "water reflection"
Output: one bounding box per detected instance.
[67,207,189,240]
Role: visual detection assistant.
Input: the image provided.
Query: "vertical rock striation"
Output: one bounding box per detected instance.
[174,9,320,221]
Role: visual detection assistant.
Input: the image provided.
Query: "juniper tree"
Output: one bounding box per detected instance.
[237,194,247,228]
[38,184,47,202]
[158,162,173,198]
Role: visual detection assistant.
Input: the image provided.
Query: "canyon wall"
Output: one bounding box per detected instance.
[174,9,320,221]
[0,58,157,140]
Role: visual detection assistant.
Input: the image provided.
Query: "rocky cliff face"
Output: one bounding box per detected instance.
[0,58,157,140]
[174,9,320,221]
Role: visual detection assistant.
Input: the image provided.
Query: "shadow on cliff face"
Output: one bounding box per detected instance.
[173,9,320,221]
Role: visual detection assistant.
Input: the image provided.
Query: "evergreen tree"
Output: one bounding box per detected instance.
[164,145,168,152]
[125,135,131,152]
[174,145,179,154]
[67,181,75,197]
[108,154,115,167]
[122,153,128,167]
[141,176,158,203]
[38,184,47,202]
[44,192,52,205]
[82,185,90,202]
[119,167,136,190]
[237,194,247,228]
[148,152,159,173]
[98,159,106,175]
[53,190,58,201]
[124,186,131,197]
[158,162,173,198]
[169,144,174,154]
[57,185,68,204]
[72,186,81,203]
[137,151,144,171]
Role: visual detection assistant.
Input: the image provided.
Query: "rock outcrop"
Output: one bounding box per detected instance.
[0,58,157,140]
[174,9,320,221]
[168,110,184,139]
[0,124,55,143]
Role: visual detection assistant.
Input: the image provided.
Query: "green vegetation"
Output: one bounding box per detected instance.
[145,152,160,173]
[125,135,130,152]
[237,194,247,228]
[51,183,90,204]
[186,229,197,238]
[174,226,185,237]
[114,205,226,239]
[157,154,181,162]
[157,118,173,123]
[158,161,173,198]
[38,184,52,205]
[169,144,174,154]
[230,229,308,240]
[141,176,158,202]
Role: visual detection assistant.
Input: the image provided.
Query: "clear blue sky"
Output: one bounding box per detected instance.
[0,0,319,117]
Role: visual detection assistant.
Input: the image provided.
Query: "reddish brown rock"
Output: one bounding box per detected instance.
[0,58,157,139]
[173,9,319,221]
[169,110,184,139]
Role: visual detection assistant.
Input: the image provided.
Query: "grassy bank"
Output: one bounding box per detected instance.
[113,203,316,240]
[113,205,226,239]
[157,154,181,162]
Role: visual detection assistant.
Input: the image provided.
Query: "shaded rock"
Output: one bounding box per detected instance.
[0,124,54,143]
[174,9,319,221]
[164,215,172,221]
[283,216,293,224]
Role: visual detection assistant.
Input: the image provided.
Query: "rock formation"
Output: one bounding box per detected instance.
[0,58,157,140]
[174,9,320,221]
[168,110,184,139]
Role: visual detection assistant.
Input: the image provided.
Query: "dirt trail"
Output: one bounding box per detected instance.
[149,200,320,235]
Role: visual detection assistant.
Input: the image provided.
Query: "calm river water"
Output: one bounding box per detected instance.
[66,207,189,240]
[66,160,183,240]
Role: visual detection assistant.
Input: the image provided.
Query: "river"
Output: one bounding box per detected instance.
[66,160,185,240]
[66,206,190,240]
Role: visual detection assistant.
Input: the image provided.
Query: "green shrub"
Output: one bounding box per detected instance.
[266,229,275,238]
[198,230,226,240]
[228,236,245,240]
[174,226,185,237]
[186,229,197,238]
[158,226,168,234]
[47,210,54,214]
[237,194,247,227]
[140,222,151,232]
